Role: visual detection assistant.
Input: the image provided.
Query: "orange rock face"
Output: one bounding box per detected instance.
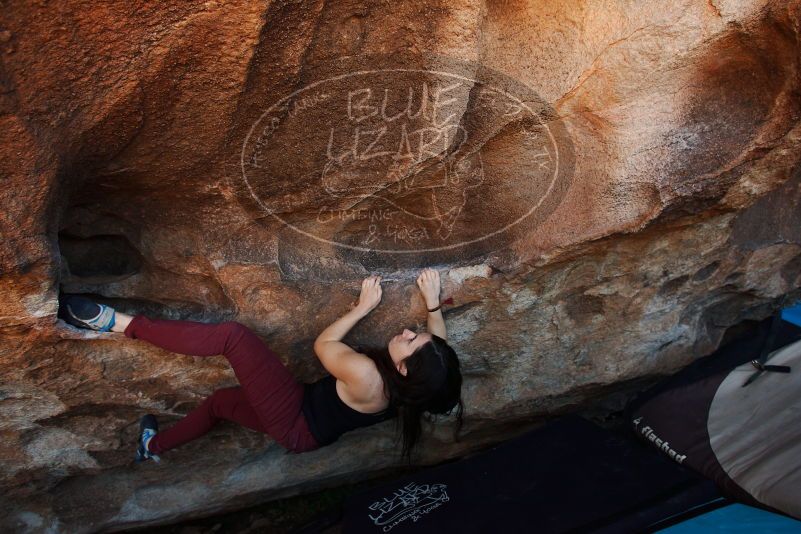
[1,0,800,530]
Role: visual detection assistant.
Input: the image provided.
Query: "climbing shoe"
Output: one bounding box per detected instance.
[59,294,116,332]
[135,414,161,463]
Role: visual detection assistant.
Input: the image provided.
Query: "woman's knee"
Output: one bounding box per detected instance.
[204,387,238,418]
[219,321,250,337]
[218,321,253,349]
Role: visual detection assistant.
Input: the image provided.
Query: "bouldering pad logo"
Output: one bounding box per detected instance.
[241,55,574,261]
[367,481,450,531]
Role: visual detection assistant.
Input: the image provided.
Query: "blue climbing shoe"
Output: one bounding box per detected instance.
[135,414,161,463]
[59,294,116,332]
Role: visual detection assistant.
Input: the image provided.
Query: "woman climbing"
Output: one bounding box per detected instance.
[59,268,464,463]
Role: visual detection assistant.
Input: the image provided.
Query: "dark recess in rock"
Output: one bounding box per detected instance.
[58,233,143,279]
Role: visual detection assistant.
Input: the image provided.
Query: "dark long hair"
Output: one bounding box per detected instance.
[359,335,464,463]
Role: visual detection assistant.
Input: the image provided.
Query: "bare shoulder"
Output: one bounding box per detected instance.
[335,356,389,413]
[314,341,377,391]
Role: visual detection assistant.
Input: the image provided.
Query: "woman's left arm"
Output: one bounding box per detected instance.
[315,305,371,345]
[315,275,381,343]
[313,276,382,386]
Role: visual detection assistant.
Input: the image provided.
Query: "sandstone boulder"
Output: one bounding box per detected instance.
[1,0,800,531]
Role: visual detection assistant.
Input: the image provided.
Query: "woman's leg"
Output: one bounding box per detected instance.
[125,316,305,448]
[111,311,133,333]
[147,386,267,454]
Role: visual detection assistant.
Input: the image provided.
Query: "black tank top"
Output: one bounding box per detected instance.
[302,374,396,446]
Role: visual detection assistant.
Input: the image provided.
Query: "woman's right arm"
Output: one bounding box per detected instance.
[417,268,447,340]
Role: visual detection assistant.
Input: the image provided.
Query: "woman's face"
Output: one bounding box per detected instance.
[388,328,432,375]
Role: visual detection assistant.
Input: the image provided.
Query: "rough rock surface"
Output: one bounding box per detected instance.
[1,0,801,531]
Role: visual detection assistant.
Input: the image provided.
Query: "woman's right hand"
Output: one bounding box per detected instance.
[416,268,441,308]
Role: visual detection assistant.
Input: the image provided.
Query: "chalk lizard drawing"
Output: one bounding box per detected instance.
[321,123,484,240]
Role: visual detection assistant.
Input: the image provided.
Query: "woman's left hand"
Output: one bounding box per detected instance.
[355,275,382,314]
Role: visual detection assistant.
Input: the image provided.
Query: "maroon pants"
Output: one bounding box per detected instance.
[124,316,320,454]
